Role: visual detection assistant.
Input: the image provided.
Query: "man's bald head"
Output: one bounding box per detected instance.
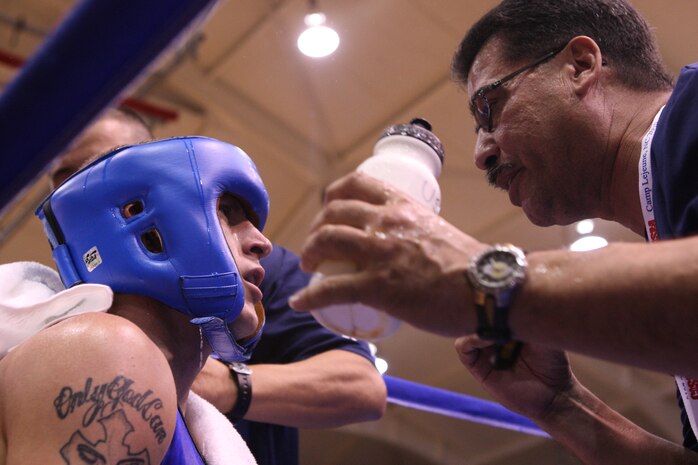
[49,108,153,188]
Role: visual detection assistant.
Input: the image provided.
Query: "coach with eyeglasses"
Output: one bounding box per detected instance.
[290,0,698,462]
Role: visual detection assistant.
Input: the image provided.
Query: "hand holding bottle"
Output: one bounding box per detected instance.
[309,118,445,340]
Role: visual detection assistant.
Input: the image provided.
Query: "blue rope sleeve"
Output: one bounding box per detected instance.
[0,0,218,215]
[384,375,551,438]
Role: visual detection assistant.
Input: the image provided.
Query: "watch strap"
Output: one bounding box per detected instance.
[474,292,512,342]
[227,362,252,422]
[492,340,523,370]
[474,291,521,370]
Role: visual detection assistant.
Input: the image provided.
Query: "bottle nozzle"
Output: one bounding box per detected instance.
[409,117,432,131]
[380,117,445,165]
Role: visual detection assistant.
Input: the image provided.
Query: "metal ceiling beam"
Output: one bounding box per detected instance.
[164,60,327,183]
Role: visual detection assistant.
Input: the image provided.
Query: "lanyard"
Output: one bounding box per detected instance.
[638,107,698,438]
[638,108,662,242]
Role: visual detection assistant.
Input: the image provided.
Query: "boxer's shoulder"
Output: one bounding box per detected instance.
[0,313,177,464]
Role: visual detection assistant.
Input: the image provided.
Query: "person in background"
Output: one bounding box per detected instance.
[49,107,387,465]
[290,0,698,462]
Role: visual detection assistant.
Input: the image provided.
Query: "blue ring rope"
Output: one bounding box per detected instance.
[385,375,550,438]
[0,0,217,215]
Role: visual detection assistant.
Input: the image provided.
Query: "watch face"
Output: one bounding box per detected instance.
[470,246,527,292]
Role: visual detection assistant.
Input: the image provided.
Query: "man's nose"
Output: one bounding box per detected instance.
[473,130,499,171]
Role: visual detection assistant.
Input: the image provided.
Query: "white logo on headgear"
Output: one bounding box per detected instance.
[83,246,103,272]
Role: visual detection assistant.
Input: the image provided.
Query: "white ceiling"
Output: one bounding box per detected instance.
[0,0,695,463]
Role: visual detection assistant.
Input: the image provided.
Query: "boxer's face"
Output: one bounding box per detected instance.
[217,194,272,339]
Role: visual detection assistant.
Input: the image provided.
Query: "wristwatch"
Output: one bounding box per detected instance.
[466,244,528,369]
[227,362,253,422]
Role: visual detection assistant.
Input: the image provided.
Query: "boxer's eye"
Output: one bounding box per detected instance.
[218,194,248,227]
[122,200,144,218]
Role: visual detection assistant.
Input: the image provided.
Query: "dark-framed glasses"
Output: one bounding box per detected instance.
[471,44,566,133]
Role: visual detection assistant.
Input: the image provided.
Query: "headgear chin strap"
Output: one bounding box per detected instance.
[36,136,270,362]
[193,302,266,362]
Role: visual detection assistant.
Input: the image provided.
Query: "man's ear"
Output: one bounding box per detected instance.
[563,36,604,97]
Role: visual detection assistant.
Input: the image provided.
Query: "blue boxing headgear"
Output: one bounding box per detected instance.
[36,136,269,362]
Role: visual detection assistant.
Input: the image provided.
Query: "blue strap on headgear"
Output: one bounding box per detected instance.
[191,316,261,362]
[36,136,270,362]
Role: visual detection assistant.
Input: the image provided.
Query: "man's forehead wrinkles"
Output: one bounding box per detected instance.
[468,37,510,91]
[468,59,496,97]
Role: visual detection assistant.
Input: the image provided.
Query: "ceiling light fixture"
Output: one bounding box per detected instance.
[570,219,607,251]
[368,343,389,374]
[374,357,389,375]
[297,1,339,58]
[575,219,595,235]
[570,235,608,252]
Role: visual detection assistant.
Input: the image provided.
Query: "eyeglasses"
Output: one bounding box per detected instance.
[470,44,566,133]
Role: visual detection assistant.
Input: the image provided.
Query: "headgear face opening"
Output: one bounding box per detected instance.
[36,136,270,361]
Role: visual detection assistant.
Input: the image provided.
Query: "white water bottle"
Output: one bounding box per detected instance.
[310,118,445,340]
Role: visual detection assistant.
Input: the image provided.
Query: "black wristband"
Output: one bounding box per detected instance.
[475,293,521,370]
[475,294,512,343]
[227,362,252,422]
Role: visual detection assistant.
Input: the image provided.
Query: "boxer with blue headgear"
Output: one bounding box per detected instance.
[36,136,271,362]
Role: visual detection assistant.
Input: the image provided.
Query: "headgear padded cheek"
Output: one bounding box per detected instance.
[36,136,270,362]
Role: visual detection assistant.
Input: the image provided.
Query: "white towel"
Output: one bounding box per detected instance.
[0,261,113,358]
[185,391,258,465]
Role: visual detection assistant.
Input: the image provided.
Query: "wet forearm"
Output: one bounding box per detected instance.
[512,239,698,377]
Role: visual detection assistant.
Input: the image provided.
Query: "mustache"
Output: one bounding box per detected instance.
[486,161,515,188]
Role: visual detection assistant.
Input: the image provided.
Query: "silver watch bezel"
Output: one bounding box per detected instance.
[467,244,528,300]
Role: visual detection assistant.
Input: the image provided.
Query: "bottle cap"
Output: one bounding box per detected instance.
[380,117,445,164]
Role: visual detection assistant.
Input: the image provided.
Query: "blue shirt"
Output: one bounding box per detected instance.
[649,62,698,450]
[232,245,374,465]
